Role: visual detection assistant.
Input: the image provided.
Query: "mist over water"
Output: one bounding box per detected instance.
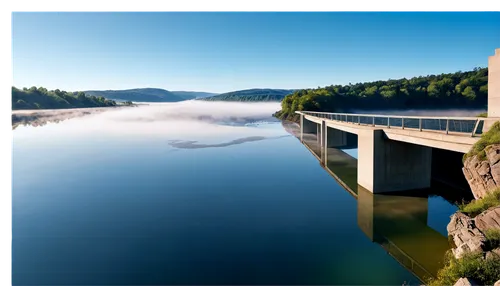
[14,101,283,144]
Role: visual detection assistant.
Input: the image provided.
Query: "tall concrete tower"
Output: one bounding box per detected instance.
[488,49,500,117]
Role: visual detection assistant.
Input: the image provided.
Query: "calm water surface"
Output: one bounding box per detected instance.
[13,102,457,285]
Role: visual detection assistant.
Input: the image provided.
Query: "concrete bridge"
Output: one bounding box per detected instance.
[295,48,500,194]
[296,111,497,193]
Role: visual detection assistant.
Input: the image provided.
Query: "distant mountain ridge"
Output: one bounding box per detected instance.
[84,88,218,102]
[200,88,295,102]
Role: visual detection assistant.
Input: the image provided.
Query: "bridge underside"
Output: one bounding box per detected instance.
[300,114,464,193]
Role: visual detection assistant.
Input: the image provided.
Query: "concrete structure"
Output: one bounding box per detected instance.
[300,114,317,142]
[357,129,432,193]
[297,112,496,193]
[325,127,357,148]
[489,49,500,117]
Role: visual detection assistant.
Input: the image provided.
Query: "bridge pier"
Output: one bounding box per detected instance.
[357,129,432,193]
[318,120,326,148]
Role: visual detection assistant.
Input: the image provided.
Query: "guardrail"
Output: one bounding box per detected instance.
[297,111,487,137]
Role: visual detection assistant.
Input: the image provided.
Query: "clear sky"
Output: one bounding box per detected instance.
[12,12,500,93]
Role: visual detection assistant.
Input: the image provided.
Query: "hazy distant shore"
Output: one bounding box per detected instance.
[12,105,136,129]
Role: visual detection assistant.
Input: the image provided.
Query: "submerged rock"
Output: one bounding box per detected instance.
[463,145,500,199]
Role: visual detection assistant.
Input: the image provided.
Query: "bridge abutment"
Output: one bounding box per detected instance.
[357,129,432,193]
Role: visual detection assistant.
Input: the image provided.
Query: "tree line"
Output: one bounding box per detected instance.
[12,86,117,110]
[275,67,488,122]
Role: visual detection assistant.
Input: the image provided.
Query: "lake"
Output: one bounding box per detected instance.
[12,101,459,285]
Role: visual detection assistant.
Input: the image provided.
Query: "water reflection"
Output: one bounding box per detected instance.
[357,187,449,281]
[168,135,290,149]
[283,121,452,282]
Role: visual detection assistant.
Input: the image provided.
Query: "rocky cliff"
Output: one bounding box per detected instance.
[463,144,500,199]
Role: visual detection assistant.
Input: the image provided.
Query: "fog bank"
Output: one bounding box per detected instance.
[13,101,284,142]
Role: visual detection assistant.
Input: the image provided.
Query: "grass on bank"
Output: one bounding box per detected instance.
[463,121,500,162]
[428,251,500,286]
[477,112,488,118]
[459,189,500,217]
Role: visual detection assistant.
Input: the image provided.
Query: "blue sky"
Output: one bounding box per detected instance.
[12,12,500,93]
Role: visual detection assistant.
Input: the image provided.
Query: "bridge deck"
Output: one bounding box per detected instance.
[297,111,495,153]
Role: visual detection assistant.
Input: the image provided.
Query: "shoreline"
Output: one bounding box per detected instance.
[11,105,137,129]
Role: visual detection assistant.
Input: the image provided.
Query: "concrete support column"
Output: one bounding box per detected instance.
[300,114,304,142]
[318,120,326,148]
[320,120,326,165]
[317,123,321,145]
[357,129,432,193]
[488,49,500,117]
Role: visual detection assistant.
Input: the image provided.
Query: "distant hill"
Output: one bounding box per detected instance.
[200,89,295,102]
[171,91,218,99]
[84,88,182,102]
[84,88,218,102]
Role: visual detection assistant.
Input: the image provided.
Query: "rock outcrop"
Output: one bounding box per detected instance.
[447,212,486,259]
[485,247,500,260]
[453,277,479,286]
[475,207,500,231]
[447,207,500,259]
[463,144,500,199]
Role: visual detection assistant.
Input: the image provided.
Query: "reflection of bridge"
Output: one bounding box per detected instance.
[286,126,450,282]
[297,111,498,193]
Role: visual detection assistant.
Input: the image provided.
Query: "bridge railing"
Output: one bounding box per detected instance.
[298,111,487,137]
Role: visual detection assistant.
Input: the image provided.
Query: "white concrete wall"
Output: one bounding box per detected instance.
[488,49,500,117]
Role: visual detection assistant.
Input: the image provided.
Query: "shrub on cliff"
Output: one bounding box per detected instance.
[459,189,500,217]
[463,121,500,162]
[428,251,500,286]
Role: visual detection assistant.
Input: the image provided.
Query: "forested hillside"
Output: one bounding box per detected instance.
[84,88,185,102]
[201,89,294,102]
[12,86,117,110]
[275,68,488,122]
[84,88,217,102]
